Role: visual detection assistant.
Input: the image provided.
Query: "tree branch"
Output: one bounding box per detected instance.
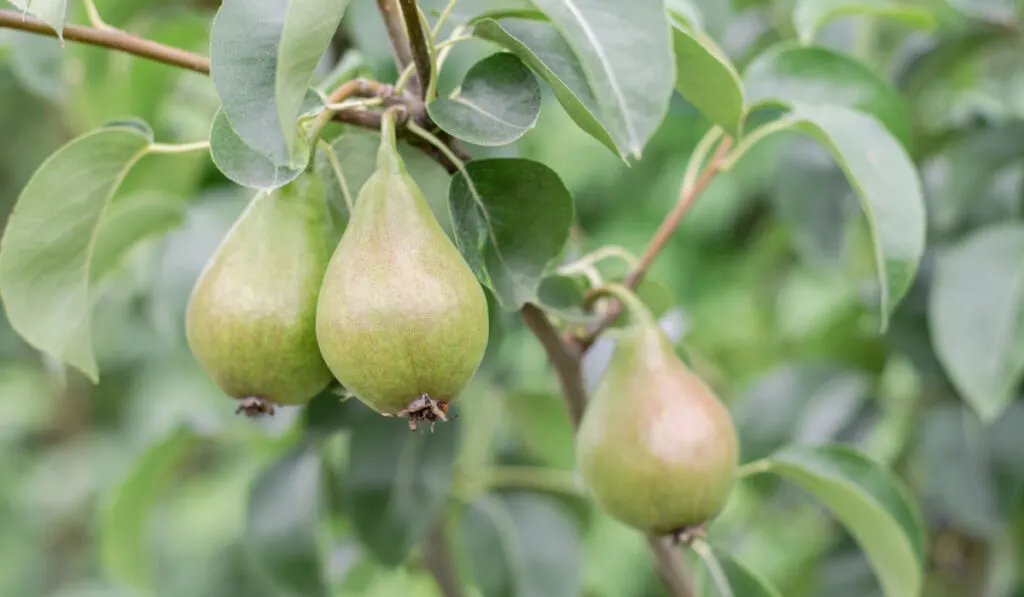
[0,9,209,74]
[579,136,734,348]
[520,304,587,426]
[376,0,416,85]
[397,0,432,99]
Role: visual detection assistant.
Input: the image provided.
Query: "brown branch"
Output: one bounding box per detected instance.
[578,136,734,349]
[397,0,432,99]
[376,0,415,84]
[520,304,587,427]
[0,9,209,74]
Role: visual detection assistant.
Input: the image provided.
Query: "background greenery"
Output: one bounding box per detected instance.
[0,0,1022,596]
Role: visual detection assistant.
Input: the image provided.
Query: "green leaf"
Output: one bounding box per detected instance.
[460,493,582,597]
[764,444,927,597]
[0,124,153,381]
[529,0,674,159]
[472,18,619,157]
[449,158,574,310]
[8,32,65,102]
[342,404,458,566]
[209,0,349,166]
[505,391,576,469]
[99,427,198,591]
[792,0,934,44]
[947,0,1018,22]
[209,108,305,190]
[743,43,911,148]
[245,443,328,597]
[428,52,541,146]
[694,548,783,597]
[9,0,66,39]
[747,104,925,329]
[91,192,188,283]
[670,19,744,137]
[666,0,704,29]
[928,224,1024,422]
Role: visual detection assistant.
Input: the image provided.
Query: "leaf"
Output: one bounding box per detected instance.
[743,43,911,148]
[529,0,674,159]
[670,19,744,137]
[91,192,188,283]
[9,0,66,39]
[754,104,925,329]
[792,0,934,44]
[8,31,65,102]
[245,443,328,597]
[209,108,305,190]
[928,224,1024,422]
[342,404,458,566]
[947,0,1017,23]
[764,444,927,597]
[209,0,349,166]
[99,427,198,591]
[460,493,582,597]
[694,548,783,597]
[0,124,153,381]
[449,158,574,310]
[472,18,619,157]
[505,391,576,469]
[665,0,704,29]
[428,52,541,146]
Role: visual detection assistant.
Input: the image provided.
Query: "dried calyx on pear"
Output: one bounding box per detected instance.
[576,284,739,540]
[186,172,334,417]
[315,109,489,431]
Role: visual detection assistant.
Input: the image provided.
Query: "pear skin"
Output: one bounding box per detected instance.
[186,173,334,415]
[577,323,739,535]
[315,114,488,424]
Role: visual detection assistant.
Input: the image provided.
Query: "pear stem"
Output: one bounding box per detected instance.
[584,283,657,328]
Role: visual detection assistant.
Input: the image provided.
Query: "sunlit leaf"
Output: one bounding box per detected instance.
[792,0,934,44]
[91,192,188,283]
[0,124,153,381]
[449,158,574,310]
[428,52,541,146]
[670,18,744,137]
[929,223,1024,422]
[763,444,927,597]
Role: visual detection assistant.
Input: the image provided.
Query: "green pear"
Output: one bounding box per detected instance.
[315,112,488,429]
[576,286,738,536]
[186,173,334,416]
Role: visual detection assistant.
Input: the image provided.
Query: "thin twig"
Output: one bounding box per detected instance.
[0,9,209,74]
[578,136,734,348]
[376,0,416,88]
[398,0,433,99]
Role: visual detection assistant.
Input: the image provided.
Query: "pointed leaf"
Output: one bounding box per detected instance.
[245,443,328,597]
[99,427,198,591]
[210,109,305,190]
[449,158,574,310]
[929,224,1024,422]
[744,43,911,148]
[792,0,934,44]
[460,494,582,597]
[342,404,458,566]
[210,0,349,166]
[764,444,926,597]
[91,192,188,283]
[670,19,743,137]
[9,0,66,39]
[0,124,153,381]
[428,52,541,146]
[529,0,673,158]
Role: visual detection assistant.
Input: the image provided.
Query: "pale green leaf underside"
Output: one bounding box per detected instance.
[929,224,1024,422]
[210,108,305,190]
[9,0,67,39]
[91,192,188,283]
[670,20,744,138]
[767,444,926,597]
[0,125,152,381]
[793,0,934,44]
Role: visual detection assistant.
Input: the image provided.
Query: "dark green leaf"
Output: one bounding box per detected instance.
[670,20,744,137]
[91,192,188,282]
[210,0,349,166]
[99,427,198,592]
[245,443,328,597]
[744,43,911,148]
[0,124,152,381]
[209,109,305,190]
[765,444,927,597]
[694,547,782,597]
[9,0,66,39]
[460,493,582,597]
[536,274,597,324]
[342,404,458,566]
[428,52,541,146]
[449,158,574,310]
[792,0,934,44]
[929,223,1024,422]
[530,0,674,159]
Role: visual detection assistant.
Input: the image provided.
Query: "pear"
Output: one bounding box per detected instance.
[186,173,334,416]
[576,285,738,537]
[315,111,489,430]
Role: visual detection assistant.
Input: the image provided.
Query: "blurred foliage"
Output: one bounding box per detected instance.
[1,0,1024,596]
